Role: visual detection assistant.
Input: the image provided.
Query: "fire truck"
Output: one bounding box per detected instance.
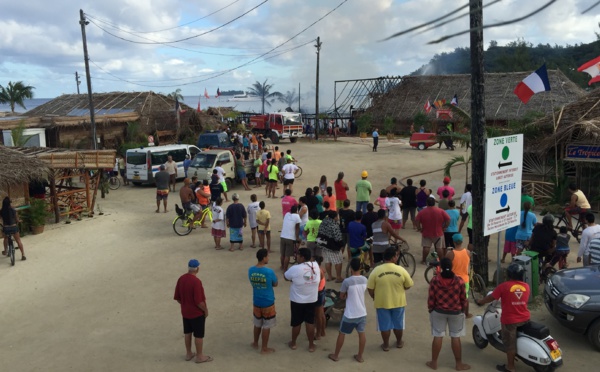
[248,112,304,144]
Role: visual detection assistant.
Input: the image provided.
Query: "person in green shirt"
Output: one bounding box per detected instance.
[521,187,535,210]
[355,171,372,214]
[267,159,279,199]
[304,209,323,260]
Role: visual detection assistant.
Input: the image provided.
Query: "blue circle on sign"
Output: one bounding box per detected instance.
[500,193,508,207]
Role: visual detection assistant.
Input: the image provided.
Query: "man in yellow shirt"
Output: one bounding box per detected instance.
[367,247,414,351]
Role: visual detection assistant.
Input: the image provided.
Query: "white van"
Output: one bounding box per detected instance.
[126,144,200,185]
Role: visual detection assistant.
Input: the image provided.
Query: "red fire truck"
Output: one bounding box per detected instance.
[248,112,304,144]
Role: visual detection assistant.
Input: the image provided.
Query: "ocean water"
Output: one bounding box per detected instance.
[0,96,295,114]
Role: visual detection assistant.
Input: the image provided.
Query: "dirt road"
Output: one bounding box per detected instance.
[0,137,594,371]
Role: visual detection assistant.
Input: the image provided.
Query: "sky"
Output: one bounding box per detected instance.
[1,0,599,110]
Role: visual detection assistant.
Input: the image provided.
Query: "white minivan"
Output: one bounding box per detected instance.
[126,144,200,185]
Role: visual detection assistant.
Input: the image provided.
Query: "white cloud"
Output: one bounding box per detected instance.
[0,0,599,103]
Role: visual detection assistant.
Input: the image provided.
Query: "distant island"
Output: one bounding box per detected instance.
[219,90,245,96]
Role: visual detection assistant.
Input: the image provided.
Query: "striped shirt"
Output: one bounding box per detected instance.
[589,238,600,265]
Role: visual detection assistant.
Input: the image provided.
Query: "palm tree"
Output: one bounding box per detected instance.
[0,81,35,113]
[278,89,299,109]
[444,154,472,187]
[247,79,282,114]
[167,88,184,102]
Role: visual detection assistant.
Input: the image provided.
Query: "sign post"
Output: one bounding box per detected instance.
[484,134,523,284]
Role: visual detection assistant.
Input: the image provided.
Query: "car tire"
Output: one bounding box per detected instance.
[270,132,280,144]
[418,143,426,150]
[132,181,142,186]
[290,137,298,143]
[588,319,600,351]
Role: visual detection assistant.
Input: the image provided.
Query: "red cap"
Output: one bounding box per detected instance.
[443,176,451,184]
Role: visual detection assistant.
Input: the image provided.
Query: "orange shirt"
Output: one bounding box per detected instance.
[196,185,210,205]
[323,194,337,211]
[451,248,470,285]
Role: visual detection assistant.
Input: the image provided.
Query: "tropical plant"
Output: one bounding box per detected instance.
[247,79,282,114]
[167,89,184,102]
[356,113,373,134]
[10,120,34,146]
[278,89,299,108]
[0,81,35,113]
[27,198,50,227]
[413,112,429,130]
[383,116,395,135]
[444,155,472,187]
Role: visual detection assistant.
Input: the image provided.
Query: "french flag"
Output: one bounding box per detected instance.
[451,94,458,106]
[577,56,600,85]
[513,64,551,104]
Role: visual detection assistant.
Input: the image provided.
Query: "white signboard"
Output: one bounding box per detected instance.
[484,134,523,236]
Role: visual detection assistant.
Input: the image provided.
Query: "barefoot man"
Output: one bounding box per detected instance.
[284,247,320,352]
[249,249,278,354]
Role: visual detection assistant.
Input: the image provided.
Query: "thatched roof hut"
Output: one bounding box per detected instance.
[365,70,585,129]
[0,146,49,189]
[0,92,205,148]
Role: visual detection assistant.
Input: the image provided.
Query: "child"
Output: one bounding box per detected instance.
[552,226,571,269]
[314,256,327,341]
[501,225,518,263]
[211,197,225,250]
[319,175,328,196]
[247,194,261,248]
[374,189,388,210]
[253,157,263,188]
[256,201,271,252]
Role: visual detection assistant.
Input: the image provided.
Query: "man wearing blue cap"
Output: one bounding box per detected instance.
[174,259,212,363]
[445,234,472,318]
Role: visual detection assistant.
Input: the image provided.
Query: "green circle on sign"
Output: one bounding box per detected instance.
[502,146,509,160]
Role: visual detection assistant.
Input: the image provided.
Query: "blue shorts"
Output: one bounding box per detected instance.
[237,170,247,179]
[376,307,405,332]
[339,316,367,334]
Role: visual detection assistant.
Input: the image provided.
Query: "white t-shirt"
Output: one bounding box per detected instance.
[212,205,225,230]
[340,275,368,319]
[284,262,320,303]
[281,213,302,240]
[215,166,225,183]
[459,192,472,214]
[579,224,600,257]
[385,197,402,221]
[247,201,261,229]
[299,204,309,225]
[282,163,299,180]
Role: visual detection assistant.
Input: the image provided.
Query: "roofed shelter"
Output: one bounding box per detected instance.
[363,70,585,131]
[0,92,200,149]
[0,146,49,208]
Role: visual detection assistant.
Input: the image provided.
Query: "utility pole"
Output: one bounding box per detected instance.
[469,0,488,281]
[79,9,97,150]
[75,71,81,94]
[298,82,301,113]
[314,37,322,141]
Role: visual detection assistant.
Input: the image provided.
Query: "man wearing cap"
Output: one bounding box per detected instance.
[155,164,170,213]
[437,177,455,200]
[226,193,247,251]
[173,259,212,363]
[355,171,372,215]
[445,233,472,318]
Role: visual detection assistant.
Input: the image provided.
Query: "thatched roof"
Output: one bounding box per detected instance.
[0,146,49,188]
[365,70,585,124]
[529,88,600,153]
[0,92,196,130]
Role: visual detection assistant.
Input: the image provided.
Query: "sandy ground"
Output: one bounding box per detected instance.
[0,136,596,371]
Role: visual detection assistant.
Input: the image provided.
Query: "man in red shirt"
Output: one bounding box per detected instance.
[415,197,450,264]
[436,177,455,200]
[281,189,298,217]
[476,263,530,372]
[174,259,212,363]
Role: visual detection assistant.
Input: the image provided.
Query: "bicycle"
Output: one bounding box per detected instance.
[424,250,487,303]
[553,210,585,243]
[1,225,16,266]
[345,237,374,278]
[372,241,416,278]
[172,204,213,236]
[107,171,121,190]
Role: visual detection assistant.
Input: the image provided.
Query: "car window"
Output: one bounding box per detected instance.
[151,151,169,165]
[169,149,187,162]
[127,152,147,166]
[218,153,231,164]
[189,147,199,158]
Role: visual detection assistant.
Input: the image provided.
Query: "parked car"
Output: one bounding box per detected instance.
[126,144,200,185]
[196,131,234,149]
[544,265,600,351]
[187,149,254,189]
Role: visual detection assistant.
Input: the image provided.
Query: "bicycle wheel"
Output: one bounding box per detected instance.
[173,215,193,236]
[398,252,416,278]
[108,176,121,190]
[424,265,436,284]
[470,273,487,302]
[9,238,15,266]
[294,166,302,179]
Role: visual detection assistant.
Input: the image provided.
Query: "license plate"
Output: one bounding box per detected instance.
[133,175,140,180]
[550,349,561,360]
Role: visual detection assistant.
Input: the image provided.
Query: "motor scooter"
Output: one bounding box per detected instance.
[472,297,563,372]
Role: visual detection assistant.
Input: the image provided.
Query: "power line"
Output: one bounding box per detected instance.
[85,0,268,45]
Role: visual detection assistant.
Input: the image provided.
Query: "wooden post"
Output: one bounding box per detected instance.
[469,0,488,281]
[50,170,60,223]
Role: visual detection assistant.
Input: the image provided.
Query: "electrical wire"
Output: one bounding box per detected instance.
[583,1,600,14]
[87,0,348,88]
[85,0,268,45]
